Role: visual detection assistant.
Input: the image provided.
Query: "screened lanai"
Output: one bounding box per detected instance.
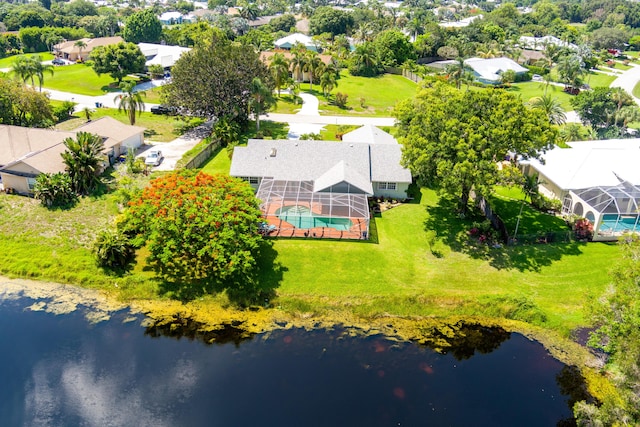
[567,182,640,241]
[256,178,370,239]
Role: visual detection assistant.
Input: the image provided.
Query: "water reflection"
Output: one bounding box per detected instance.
[0,298,587,426]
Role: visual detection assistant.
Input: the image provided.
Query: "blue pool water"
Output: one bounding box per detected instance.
[276,205,353,231]
[599,215,639,233]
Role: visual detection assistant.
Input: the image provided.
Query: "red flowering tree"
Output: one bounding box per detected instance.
[122,171,266,301]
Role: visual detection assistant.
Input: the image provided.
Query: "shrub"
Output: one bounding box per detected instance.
[33,172,77,208]
[53,100,77,123]
[334,92,348,108]
[93,228,136,271]
[148,64,164,79]
[573,218,594,240]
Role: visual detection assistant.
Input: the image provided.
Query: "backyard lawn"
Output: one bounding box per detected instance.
[508,82,575,110]
[275,71,418,117]
[584,71,616,88]
[0,52,54,69]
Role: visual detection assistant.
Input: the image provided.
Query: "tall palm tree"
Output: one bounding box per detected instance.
[269,53,290,97]
[320,69,338,97]
[114,81,146,126]
[74,40,87,62]
[290,48,307,83]
[303,51,322,90]
[61,132,105,195]
[239,2,258,21]
[556,54,584,91]
[529,94,566,125]
[249,77,275,132]
[32,56,54,92]
[11,56,37,86]
[446,57,468,90]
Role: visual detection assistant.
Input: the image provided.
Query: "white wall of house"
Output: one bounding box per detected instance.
[0,172,33,195]
[373,182,409,200]
[121,133,144,152]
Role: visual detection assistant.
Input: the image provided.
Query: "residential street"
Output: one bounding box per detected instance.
[610,63,640,105]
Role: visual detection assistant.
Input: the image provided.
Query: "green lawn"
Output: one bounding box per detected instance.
[273,93,302,114]
[276,71,417,117]
[508,82,575,110]
[42,63,139,96]
[142,86,164,104]
[633,81,640,99]
[585,71,616,88]
[56,108,181,142]
[0,52,54,69]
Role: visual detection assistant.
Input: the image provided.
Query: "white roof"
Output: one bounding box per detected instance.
[439,15,482,28]
[313,160,373,194]
[138,43,191,68]
[518,35,578,51]
[464,57,528,82]
[275,33,316,49]
[522,139,640,191]
[159,11,183,20]
[341,125,397,145]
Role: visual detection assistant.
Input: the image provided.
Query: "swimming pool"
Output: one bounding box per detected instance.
[276,205,353,231]
[599,215,639,233]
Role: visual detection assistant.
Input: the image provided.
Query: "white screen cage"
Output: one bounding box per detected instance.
[256,178,370,239]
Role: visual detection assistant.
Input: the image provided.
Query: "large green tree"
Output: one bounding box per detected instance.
[122,9,162,43]
[0,77,53,127]
[90,42,146,83]
[571,87,637,130]
[395,84,557,213]
[309,6,354,36]
[122,171,266,301]
[61,131,105,195]
[164,33,272,122]
[372,29,416,67]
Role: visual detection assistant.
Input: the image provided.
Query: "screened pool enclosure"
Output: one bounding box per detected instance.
[256,178,370,239]
[564,182,640,241]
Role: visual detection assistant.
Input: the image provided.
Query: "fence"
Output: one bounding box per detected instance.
[181,138,221,170]
[384,66,425,84]
[477,197,509,244]
[477,196,574,246]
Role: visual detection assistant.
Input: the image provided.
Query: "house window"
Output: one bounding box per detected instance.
[378,182,396,190]
[249,177,259,185]
[27,178,37,191]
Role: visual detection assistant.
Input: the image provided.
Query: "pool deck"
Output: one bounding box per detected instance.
[262,201,370,240]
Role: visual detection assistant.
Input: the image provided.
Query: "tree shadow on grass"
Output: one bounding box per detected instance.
[157,239,286,306]
[424,197,585,272]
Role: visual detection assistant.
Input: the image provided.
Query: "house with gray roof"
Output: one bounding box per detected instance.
[229,126,412,240]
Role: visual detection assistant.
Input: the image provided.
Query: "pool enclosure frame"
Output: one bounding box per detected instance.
[563,181,640,241]
[256,178,371,239]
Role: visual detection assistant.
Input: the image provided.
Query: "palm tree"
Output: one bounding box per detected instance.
[249,77,275,132]
[303,51,322,90]
[556,54,584,91]
[61,132,105,195]
[529,94,567,125]
[11,56,37,86]
[290,48,307,83]
[32,56,54,92]
[269,53,290,97]
[239,2,258,21]
[446,57,467,90]
[114,81,145,126]
[74,40,87,62]
[320,67,338,97]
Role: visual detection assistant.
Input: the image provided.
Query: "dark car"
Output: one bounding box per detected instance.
[150,105,176,115]
[52,58,65,65]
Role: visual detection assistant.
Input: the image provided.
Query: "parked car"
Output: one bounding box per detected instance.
[532,74,543,82]
[52,58,66,65]
[150,105,176,115]
[145,150,164,166]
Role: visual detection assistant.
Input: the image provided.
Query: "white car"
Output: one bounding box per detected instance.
[145,150,164,166]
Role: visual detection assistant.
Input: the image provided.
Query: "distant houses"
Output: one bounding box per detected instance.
[274,33,319,52]
[0,117,144,195]
[53,36,124,62]
[138,43,191,69]
[428,57,529,85]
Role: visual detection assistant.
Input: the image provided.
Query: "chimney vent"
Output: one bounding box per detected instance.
[269,148,277,157]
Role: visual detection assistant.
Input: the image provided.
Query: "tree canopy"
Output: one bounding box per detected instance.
[90,42,146,83]
[121,171,268,302]
[163,33,272,122]
[395,83,557,212]
[122,9,162,43]
[309,6,354,36]
[571,87,637,133]
[0,77,53,127]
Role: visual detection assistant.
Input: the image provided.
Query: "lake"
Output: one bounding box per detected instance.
[0,296,589,426]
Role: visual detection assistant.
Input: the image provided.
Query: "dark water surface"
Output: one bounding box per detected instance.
[0,297,587,426]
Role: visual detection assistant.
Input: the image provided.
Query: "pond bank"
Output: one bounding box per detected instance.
[0,275,616,406]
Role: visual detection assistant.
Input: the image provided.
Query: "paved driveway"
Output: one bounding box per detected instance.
[138,123,213,171]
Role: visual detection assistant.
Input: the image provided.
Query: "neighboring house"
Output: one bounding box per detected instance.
[53,36,124,62]
[520,139,640,241]
[519,35,578,51]
[518,49,545,65]
[260,50,333,82]
[248,15,279,28]
[229,126,412,239]
[439,15,483,28]
[0,117,144,195]
[274,33,319,52]
[159,11,187,25]
[138,43,191,69]
[464,57,528,84]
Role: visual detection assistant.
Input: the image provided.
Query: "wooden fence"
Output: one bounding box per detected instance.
[182,138,221,170]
